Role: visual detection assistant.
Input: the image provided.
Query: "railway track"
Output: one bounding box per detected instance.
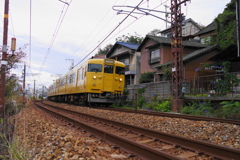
[34,101,240,160]
[95,107,240,125]
[42,101,240,125]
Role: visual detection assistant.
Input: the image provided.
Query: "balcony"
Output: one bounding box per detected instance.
[125,64,136,75]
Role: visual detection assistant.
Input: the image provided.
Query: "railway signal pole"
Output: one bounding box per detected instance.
[0,0,9,115]
[170,0,189,111]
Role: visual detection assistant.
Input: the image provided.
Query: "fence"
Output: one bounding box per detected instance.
[126,81,171,102]
[126,72,240,101]
[183,72,240,98]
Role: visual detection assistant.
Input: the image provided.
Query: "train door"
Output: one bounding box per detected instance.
[103,64,114,91]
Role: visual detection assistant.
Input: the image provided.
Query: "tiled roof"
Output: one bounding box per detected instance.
[116,41,139,50]
[197,21,216,35]
[106,41,140,57]
[143,35,208,48]
[160,18,202,34]
[155,45,221,68]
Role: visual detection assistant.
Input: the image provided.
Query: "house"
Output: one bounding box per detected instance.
[137,35,221,82]
[209,44,240,72]
[106,41,140,85]
[160,18,202,40]
[196,21,217,44]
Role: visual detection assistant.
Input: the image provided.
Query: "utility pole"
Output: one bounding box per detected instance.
[22,63,26,105]
[33,80,36,100]
[170,0,189,112]
[42,86,44,99]
[236,0,240,57]
[164,5,169,29]
[0,0,9,115]
[66,59,74,70]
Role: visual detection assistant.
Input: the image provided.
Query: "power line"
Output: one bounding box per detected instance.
[72,0,169,68]
[55,0,168,75]
[73,0,145,67]
[29,0,32,69]
[39,0,72,73]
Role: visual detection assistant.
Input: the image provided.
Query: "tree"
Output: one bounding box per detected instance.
[139,72,154,83]
[96,44,113,55]
[0,44,27,73]
[213,0,236,48]
[147,29,161,36]
[0,44,27,115]
[115,32,144,44]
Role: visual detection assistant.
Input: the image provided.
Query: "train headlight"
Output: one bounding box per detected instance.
[119,78,123,82]
[93,76,97,79]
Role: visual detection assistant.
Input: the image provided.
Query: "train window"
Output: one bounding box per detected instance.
[82,68,84,80]
[88,64,102,72]
[78,69,81,81]
[116,66,125,75]
[60,78,65,86]
[104,65,113,74]
[69,73,75,84]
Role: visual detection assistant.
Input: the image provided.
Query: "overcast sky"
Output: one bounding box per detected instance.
[0,0,231,90]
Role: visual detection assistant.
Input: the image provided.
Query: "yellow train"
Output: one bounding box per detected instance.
[47,58,125,105]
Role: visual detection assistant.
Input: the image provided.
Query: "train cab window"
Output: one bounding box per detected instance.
[104,65,113,74]
[116,66,125,75]
[88,64,102,72]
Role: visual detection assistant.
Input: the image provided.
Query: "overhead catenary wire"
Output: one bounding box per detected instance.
[39,0,72,73]
[55,0,122,75]
[73,0,146,68]
[29,0,32,69]
[55,0,169,76]
[72,0,169,68]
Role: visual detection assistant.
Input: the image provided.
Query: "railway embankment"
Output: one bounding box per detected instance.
[8,101,240,159]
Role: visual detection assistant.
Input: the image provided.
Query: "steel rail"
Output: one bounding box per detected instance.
[35,101,240,160]
[34,102,182,160]
[96,107,240,125]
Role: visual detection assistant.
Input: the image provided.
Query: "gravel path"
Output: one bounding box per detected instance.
[11,101,240,159]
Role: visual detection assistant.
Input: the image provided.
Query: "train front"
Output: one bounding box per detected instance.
[85,58,125,104]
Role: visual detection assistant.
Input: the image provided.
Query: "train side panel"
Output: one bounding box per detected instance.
[48,58,125,104]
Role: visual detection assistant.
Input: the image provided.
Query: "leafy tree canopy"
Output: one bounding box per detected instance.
[96,44,113,55]
[115,32,144,44]
[213,0,237,48]
[147,29,161,36]
[95,33,143,56]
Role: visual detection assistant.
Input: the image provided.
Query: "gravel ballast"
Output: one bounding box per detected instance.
[11,101,240,159]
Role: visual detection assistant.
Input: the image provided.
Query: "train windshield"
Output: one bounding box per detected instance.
[88,64,102,72]
[104,65,113,73]
[116,66,125,75]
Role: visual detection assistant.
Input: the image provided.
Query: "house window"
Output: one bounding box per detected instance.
[150,49,160,64]
[120,58,130,71]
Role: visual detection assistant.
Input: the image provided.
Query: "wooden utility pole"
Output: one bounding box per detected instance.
[0,0,9,115]
[236,0,240,57]
[170,0,189,112]
[22,63,26,105]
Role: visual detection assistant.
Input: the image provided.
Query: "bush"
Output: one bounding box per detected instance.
[139,72,154,83]
[155,100,172,112]
[180,101,214,117]
[217,101,240,119]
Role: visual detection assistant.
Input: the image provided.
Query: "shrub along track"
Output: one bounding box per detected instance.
[34,101,240,160]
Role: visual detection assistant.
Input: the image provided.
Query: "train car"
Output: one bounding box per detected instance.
[47,58,125,105]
